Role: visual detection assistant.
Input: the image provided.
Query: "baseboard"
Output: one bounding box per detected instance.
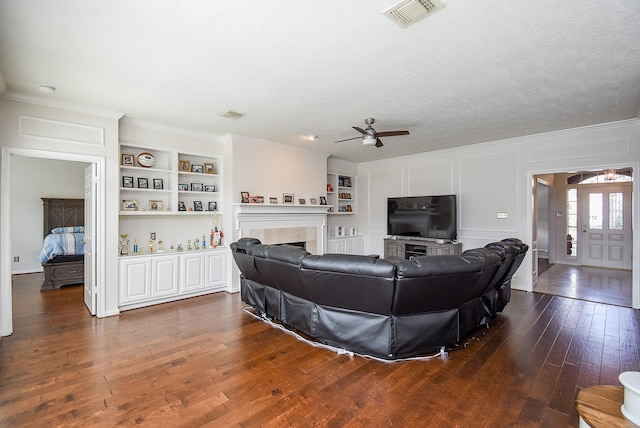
[11,268,43,275]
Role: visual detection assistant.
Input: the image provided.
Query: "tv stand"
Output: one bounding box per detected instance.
[384,237,462,262]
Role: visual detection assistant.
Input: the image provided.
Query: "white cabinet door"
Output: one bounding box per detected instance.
[180,253,205,292]
[346,236,364,255]
[152,255,179,297]
[119,258,152,304]
[205,251,226,289]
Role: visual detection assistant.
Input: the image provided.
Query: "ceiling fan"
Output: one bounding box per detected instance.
[334,118,409,148]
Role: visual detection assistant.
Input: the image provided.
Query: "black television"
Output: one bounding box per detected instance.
[387,195,457,242]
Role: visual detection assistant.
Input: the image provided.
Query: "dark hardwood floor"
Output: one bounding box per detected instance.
[2,273,640,427]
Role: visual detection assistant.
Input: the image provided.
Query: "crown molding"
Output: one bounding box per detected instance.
[1,90,124,120]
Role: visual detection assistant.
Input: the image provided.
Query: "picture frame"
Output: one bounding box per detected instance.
[137,178,148,189]
[178,201,186,211]
[241,191,250,203]
[149,200,163,211]
[204,163,215,174]
[178,183,188,191]
[249,196,264,204]
[343,177,352,187]
[121,153,135,166]
[153,178,163,190]
[122,199,138,211]
[299,198,306,205]
[320,196,327,205]
[179,160,191,171]
[122,176,134,188]
[283,193,294,204]
[191,183,203,192]
[204,185,216,192]
[191,164,203,173]
[208,201,217,211]
[193,200,203,211]
[310,197,317,205]
[270,197,278,204]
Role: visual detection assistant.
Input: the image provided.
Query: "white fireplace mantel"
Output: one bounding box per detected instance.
[233,203,329,255]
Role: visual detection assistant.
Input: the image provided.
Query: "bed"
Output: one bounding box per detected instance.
[40,198,85,291]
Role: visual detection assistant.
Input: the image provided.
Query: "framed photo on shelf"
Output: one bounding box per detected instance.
[270,197,278,204]
[299,198,306,205]
[191,164,203,173]
[178,201,186,211]
[178,183,188,191]
[153,178,163,190]
[179,160,191,171]
[122,176,134,188]
[208,201,217,211]
[283,193,294,204]
[249,196,264,204]
[320,196,327,205]
[343,177,352,187]
[149,200,163,211]
[121,199,138,211]
[121,154,135,166]
[137,178,148,189]
[241,191,250,203]
[310,198,317,205]
[204,163,215,174]
[204,185,216,192]
[191,183,203,192]
[193,200,203,211]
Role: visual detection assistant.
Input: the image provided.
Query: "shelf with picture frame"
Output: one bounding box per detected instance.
[119,144,222,216]
[326,172,356,215]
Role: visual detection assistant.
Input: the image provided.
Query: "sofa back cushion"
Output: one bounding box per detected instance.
[394,255,483,315]
[301,254,396,315]
[230,238,262,282]
[251,244,311,299]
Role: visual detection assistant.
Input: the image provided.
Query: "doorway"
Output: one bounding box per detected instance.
[0,148,105,336]
[533,168,634,307]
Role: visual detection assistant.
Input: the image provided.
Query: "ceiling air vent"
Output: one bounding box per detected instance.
[384,0,445,28]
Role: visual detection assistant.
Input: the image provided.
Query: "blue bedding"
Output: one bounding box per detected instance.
[39,230,85,264]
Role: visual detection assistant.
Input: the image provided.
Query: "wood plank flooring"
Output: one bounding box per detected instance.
[1,273,640,427]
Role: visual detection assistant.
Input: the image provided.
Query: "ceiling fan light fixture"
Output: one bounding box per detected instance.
[362,134,377,146]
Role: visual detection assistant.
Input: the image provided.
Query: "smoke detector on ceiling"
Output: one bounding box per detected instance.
[384,0,445,28]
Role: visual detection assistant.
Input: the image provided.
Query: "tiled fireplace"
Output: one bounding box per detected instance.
[234,204,328,255]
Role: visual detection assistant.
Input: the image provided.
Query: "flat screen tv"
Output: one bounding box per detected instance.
[387,195,457,241]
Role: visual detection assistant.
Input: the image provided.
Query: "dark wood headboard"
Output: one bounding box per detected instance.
[42,198,84,237]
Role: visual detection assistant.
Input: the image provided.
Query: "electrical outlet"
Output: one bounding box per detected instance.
[150,232,156,240]
[13,256,19,262]
[496,212,508,219]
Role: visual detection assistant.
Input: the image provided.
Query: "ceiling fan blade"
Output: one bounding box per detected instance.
[376,130,410,137]
[375,138,383,148]
[333,136,361,144]
[353,126,367,135]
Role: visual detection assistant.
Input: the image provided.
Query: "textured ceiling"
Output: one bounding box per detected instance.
[0,0,639,162]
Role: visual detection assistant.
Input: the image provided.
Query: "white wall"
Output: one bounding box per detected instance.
[1,94,122,335]
[11,157,87,273]
[357,119,640,307]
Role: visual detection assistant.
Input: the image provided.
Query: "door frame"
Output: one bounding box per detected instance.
[528,163,639,309]
[0,147,106,336]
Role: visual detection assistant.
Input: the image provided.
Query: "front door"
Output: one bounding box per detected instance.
[84,164,97,315]
[579,184,632,269]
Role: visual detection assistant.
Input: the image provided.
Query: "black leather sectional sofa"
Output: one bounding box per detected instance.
[230,237,528,360]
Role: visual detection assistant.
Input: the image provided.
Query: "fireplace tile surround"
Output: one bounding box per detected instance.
[234,204,328,254]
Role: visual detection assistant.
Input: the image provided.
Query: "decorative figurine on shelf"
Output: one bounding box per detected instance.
[120,234,129,256]
[194,238,200,250]
[177,244,183,252]
[157,240,164,253]
[202,234,206,249]
[187,239,192,251]
[148,239,154,254]
[133,238,139,254]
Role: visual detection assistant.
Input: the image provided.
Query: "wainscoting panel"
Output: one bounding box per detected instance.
[18,115,105,146]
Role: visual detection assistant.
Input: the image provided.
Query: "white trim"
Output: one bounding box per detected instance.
[0,147,107,336]
[1,91,124,119]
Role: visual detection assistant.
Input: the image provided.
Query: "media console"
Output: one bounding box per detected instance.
[384,237,462,262]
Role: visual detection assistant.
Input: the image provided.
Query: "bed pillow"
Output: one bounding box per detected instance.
[51,226,84,234]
